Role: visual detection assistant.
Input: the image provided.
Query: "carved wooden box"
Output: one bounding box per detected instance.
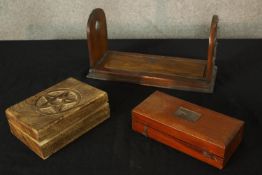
[132,91,244,169]
[5,77,110,159]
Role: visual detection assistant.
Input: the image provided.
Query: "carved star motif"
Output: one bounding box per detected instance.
[35,89,80,115]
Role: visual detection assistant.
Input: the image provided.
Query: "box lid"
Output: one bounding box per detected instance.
[6,77,108,141]
[132,91,244,158]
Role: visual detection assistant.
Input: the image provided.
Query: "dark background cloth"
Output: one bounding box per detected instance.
[0,39,261,175]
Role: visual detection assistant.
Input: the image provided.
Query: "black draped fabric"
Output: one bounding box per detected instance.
[0,40,261,175]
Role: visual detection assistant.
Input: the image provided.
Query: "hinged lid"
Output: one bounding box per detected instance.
[132,91,244,158]
[5,77,108,141]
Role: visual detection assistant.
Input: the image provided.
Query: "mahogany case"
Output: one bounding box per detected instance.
[132,91,244,169]
[5,77,110,159]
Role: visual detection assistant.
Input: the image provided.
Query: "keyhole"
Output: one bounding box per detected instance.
[95,21,100,31]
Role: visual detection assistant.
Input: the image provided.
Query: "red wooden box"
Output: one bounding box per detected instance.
[132,91,244,169]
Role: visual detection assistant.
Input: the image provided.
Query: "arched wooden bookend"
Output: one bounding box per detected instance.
[86,8,219,93]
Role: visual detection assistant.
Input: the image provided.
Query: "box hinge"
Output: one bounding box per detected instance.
[142,125,148,137]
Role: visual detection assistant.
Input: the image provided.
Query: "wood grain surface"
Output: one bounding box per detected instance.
[132,91,244,169]
[86,8,218,93]
[5,77,108,141]
[5,77,110,159]
[104,51,207,79]
[9,104,110,159]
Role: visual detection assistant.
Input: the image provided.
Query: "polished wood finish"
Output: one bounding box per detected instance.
[132,91,244,169]
[5,77,110,159]
[206,15,218,82]
[87,8,108,68]
[86,8,219,93]
[103,51,206,78]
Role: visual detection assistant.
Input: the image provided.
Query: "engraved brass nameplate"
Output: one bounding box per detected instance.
[174,106,201,122]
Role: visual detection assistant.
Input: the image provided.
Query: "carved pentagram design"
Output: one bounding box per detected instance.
[35,89,81,115]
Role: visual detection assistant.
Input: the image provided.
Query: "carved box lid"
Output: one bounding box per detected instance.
[5,77,108,142]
